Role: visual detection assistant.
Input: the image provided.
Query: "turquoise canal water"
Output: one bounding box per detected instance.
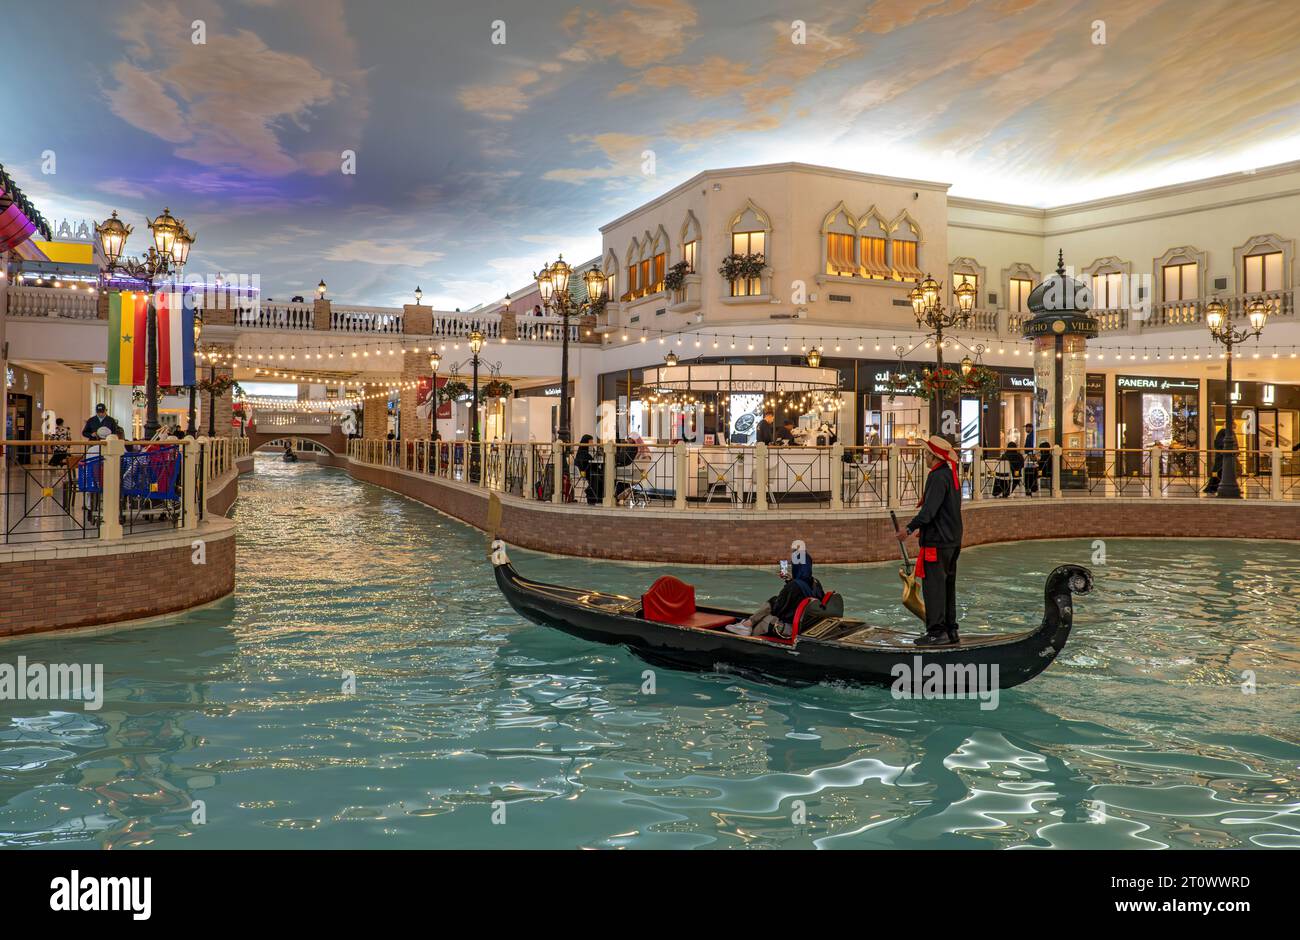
[1,456,1297,850]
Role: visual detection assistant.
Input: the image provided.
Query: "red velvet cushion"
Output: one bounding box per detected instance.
[642,576,696,625]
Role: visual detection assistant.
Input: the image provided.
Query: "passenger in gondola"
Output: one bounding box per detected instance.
[725,548,822,638]
[898,435,963,646]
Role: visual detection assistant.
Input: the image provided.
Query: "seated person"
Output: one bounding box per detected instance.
[726,548,821,638]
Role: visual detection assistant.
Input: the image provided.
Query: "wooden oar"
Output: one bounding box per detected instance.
[486,493,503,546]
[890,511,926,622]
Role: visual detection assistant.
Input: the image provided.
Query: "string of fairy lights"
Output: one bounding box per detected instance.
[210,321,1298,410]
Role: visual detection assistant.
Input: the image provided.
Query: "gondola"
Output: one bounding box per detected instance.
[490,539,1092,692]
[282,451,299,463]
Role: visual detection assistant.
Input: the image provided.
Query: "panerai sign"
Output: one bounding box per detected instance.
[1117,376,1200,392]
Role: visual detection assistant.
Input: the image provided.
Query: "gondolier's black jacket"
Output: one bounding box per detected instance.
[906,464,963,548]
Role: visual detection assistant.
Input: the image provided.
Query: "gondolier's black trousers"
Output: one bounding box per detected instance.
[921,545,960,632]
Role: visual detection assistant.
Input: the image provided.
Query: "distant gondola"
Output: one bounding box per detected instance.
[490,539,1092,692]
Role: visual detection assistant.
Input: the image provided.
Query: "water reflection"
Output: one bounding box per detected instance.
[0,457,1296,849]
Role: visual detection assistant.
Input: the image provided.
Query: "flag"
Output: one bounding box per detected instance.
[106,291,147,386]
[106,290,195,386]
[156,291,195,386]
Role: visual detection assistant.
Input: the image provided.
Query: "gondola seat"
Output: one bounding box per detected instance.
[641,576,734,631]
[780,592,845,645]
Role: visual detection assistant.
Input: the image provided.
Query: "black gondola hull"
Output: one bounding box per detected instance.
[491,542,1092,692]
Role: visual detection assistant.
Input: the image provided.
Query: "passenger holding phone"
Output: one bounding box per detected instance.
[726,545,821,638]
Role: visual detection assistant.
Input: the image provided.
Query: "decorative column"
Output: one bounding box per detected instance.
[312,297,332,331]
[362,396,388,439]
[398,350,432,441]
[1021,250,1099,491]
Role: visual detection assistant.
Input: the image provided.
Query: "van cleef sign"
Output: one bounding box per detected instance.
[1116,375,1200,392]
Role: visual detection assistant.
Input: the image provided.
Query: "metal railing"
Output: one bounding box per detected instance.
[2,438,210,542]
[346,438,1300,510]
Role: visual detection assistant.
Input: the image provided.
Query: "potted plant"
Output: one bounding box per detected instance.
[482,379,513,399]
[663,260,692,294]
[717,252,767,286]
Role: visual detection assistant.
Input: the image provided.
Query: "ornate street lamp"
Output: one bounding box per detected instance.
[96,206,197,439]
[664,350,679,367]
[907,272,976,442]
[960,354,973,378]
[1205,296,1270,498]
[534,254,606,442]
[806,347,822,369]
[429,350,441,373]
[316,278,327,299]
[414,285,423,305]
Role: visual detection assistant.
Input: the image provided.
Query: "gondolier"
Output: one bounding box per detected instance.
[899,434,963,647]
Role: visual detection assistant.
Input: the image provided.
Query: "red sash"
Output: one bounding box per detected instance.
[914,546,937,578]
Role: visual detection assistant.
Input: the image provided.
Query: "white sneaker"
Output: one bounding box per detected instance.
[725,621,753,636]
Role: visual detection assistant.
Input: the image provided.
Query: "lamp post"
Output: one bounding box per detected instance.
[188,310,203,434]
[1205,297,1269,499]
[96,208,195,439]
[534,255,607,442]
[908,274,976,442]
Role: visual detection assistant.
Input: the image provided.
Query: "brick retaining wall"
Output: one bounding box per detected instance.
[0,522,236,637]
[322,454,1300,565]
[0,454,254,638]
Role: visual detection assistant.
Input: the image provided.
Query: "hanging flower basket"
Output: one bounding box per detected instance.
[884,372,919,402]
[197,374,242,399]
[482,379,513,399]
[961,364,1001,400]
[717,252,766,284]
[438,380,471,404]
[131,386,165,407]
[915,367,962,402]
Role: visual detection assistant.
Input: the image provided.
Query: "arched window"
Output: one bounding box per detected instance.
[1234,234,1293,295]
[625,238,640,300]
[821,202,857,277]
[1002,262,1039,315]
[948,257,986,310]
[728,200,771,297]
[1083,256,1132,309]
[651,225,669,292]
[638,231,654,298]
[858,210,890,279]
[889,213,923,281]
[680,211,701,273]
[604,250,619,306]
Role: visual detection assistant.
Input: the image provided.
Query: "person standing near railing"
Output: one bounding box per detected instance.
[48,418,70,467]
[898,435,964,647]
[82,403,122,440]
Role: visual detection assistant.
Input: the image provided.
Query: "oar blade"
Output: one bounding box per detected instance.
[486,493,503,542]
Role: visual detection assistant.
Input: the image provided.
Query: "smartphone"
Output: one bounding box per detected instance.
[779,559,790,576]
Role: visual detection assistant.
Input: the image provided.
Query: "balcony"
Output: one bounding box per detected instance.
[4,284,99,320]
[237,302,313,330]
[1142,289,1294,332]
[514,315,576,343]
[331,305,404,333]
[666,273,702,315]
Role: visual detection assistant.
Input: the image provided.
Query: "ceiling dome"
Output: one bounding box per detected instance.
[1027,249,1092,315]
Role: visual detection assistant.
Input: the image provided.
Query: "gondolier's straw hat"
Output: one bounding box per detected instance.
[923,434,958,463]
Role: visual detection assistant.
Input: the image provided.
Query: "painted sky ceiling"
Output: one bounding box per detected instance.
[5,0,1298,310]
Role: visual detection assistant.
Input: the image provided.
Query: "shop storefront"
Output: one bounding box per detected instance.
[512,382,570,442]
[1116,374,1200,476]
[600,360,849,445]
[6,365,46,461]
[1207,379,1300,475]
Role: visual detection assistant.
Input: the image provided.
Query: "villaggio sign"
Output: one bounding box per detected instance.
[1116,375,1200,392]
[1022,313,1100,339]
